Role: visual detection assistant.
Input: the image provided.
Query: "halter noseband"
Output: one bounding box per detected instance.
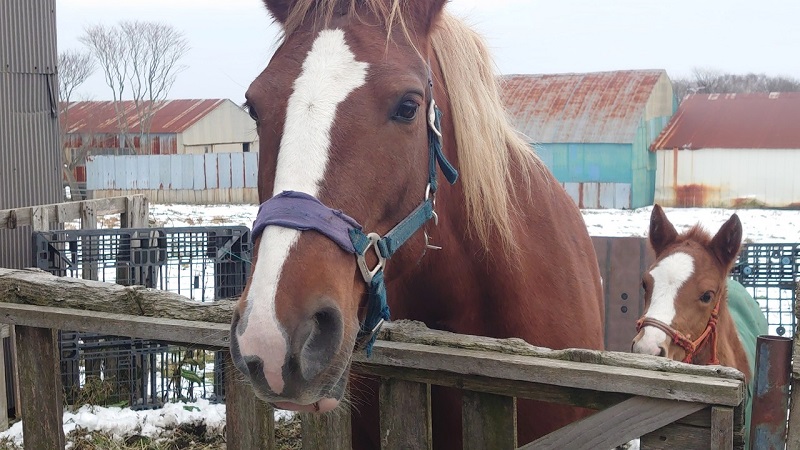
[250,67,458,356]
[636,298,721,365]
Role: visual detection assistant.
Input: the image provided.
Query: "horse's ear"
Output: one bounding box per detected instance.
[405,0,448,36]
[649,204,678,255]
[710,214,742,267]
[262,0,292,24]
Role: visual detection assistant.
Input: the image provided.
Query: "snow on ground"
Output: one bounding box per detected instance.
[149,202,800,243]
[5,202,799,445]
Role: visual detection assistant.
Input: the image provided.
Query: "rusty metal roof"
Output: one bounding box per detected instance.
[651,92,800,150]
[501,70,666,144]
[61,99,227,134]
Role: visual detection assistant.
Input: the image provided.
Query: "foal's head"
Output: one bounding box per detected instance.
[229,0,450,412]
[632,205,742,363]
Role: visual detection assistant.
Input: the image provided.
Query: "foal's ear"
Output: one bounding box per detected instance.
[262,0,292,24]
[404,0,448,37]
[649,204,678,255]
[710,214,743,267]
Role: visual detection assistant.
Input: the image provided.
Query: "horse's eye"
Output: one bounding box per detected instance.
[393,100,419,122]
[700,291,714,303]
[245,102,259,122]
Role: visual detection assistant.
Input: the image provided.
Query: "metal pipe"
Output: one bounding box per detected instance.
[749,335,792,450]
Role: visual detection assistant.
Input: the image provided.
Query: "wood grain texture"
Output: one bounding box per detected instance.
[462,391,516,450]
[0,303,229,348]
[0,196,135,230]
[640,422,710,449]
[521,396,705,450]
[380,379,432,450]
[223,352,274,450]
[710,406,733,450]
[356,340,744,406]
[0,268,235,323]
[16,326,65,449]
[301,407,352,450]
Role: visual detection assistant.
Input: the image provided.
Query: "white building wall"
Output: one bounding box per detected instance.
[179,99,258,153]
[655,148,800,207]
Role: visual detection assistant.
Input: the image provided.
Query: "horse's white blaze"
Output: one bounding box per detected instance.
[635,252,695,355]
[238,29,368,394]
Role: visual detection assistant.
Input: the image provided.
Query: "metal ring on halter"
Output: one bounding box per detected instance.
[356,232,385,283]
[354,318,385,351]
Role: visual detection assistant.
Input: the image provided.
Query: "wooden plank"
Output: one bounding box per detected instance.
[205,153,219,189]
[244,152,258,188]
[193,154,206,190]
[300,407,352,450]
[786,283,800,450]
[0,332,8,430]
[80,201,98,281]
[367,321,744,381]
[218,153,233,189]
[0,196,134,230]
[230,152,245,189]
[31,205,50,231]
[355,362,628,411]
[462,391,516,450]
[356,340,745,406]
[521,396,705,450]
[380,378,432,450]
[223,352,274,450]
[710,406,733,450]
[0,303,229,348]
[640,422,710,449]
[15,326,65,449]
[0,268,234,323]
[121,195,149,228]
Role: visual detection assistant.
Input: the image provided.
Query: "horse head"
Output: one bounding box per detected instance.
[229,0,453,413]
[632,204,742,363]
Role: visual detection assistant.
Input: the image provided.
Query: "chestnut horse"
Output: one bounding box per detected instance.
[230,1,605,448]
[632,204,767,445]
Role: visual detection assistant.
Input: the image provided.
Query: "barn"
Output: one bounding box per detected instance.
[62,99,258,186]
[502,70,676,209]
[651,92,800,208]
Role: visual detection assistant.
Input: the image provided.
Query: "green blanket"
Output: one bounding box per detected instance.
[727,278,769,446]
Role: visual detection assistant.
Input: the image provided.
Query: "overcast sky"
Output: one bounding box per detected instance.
[57,0,800,103]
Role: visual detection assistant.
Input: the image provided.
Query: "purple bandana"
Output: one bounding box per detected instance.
[251,191,362,254]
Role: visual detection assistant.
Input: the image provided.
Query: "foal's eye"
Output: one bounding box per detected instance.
[393,100,419,122]
[244,102,259,122]
[700,291,714,303]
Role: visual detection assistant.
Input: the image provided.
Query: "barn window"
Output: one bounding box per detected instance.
[242,142,250,152]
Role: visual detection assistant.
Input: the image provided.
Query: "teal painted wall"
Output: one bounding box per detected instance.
[533,113,673,209]
[533,143,632,184]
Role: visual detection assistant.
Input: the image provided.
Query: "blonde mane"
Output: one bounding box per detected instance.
[277,1,543,252]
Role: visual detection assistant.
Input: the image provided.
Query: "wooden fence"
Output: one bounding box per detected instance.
[0,268,762,450]
[0,195,149,432]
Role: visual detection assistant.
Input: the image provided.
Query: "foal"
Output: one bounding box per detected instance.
[632,204,767,445]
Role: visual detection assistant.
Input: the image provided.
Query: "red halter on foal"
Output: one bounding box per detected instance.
[635,299,721,365]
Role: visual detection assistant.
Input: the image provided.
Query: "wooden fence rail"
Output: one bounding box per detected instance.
[0,195,148,434]
[0,267,748,449]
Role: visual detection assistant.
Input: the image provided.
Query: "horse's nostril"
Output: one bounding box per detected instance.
[246,358,264,378]
[658,346,667,357]
[295,305,343,381]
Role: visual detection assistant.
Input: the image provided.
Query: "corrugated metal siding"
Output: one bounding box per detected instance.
[654,148,800,208]
[0,0,57,74]
[501,70,666,144]
[0,0,61,270]
[87,153,259,191]
[534,143,633,183]
[652,93,800,150]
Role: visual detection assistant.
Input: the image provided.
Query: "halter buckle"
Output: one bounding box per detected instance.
[356,232,385,283]
[428,100,442,140]
[354,318,385,351]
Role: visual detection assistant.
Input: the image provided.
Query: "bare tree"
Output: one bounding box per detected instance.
[674,67,800,103]
[80,21,189,155]
[58,50,96,200]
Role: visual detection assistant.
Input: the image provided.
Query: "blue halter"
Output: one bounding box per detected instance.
[251,77,458,356]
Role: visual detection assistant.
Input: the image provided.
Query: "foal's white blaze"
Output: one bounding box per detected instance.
[635,252,695,355]
[238,29,369,395]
